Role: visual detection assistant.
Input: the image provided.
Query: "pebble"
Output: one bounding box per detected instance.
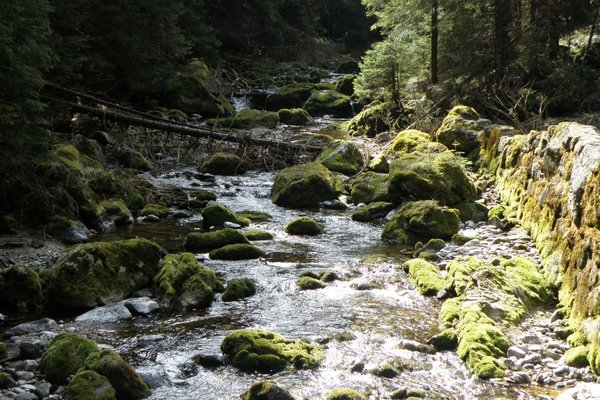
[223,221,241,229]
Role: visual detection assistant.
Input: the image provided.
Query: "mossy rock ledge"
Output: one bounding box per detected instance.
[381,200,460,245]
[221,329,324,373]
[271,163,339,209]
[402,259,446,296]
[154,253,220,310]
[46,238,165,309]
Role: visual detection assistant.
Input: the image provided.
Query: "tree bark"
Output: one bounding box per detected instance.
[431,0,439,84]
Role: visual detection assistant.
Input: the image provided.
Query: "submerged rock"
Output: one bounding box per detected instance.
[271,163,339,209]
[221,329,324,373]
[209,243,265,260]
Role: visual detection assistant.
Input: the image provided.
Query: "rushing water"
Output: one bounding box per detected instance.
[81,167,563,400]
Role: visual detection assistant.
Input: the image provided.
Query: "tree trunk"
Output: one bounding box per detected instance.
[584,6,599,60]
[431,0,439,84]
[494,0,512,81]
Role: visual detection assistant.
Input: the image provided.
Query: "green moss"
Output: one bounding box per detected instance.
[389,130,432,154]
[191,190,218,202]
[238,210,273,222]
[55,144,84,172]
[350,172,390,205]
[381,200,460,245]
[352,201,394,222]
[284,216,324,236]
[271,163,339,209]
[567,331,587,347]
[209,244,266,260]
[140,203,169,218]
[64,370,116,400]
[488,205,507,220]
[369,154,390,173]
[240,381,295,400]
[439,297,462,328]
[0,264,43,312]
[278,108,314,125]
[39,333,100,384]
[316,141,364,176]
[116,146,152,171]
[325,389,366,400]
[296,276,326,290]
[402,259,446,296]
[154,253,218,309]
[244,229,274,241]
[227,109,279,129]
[184,228,249,252]
[303,90,353,118]
[428,329,458,351]
[563,346,589,367]
[100,198,133,225]
[469,352,506,379]
[0,372,15,389]
[435,106,483,155]
[452,233,477,245]
[221,329,324,373]
[455,202,489,223]
[371,362,400,378]
[347,101,394,138]
[446,257,485,296]
[265,83,315,111]
[336,74,356,96]
[222,278,257,301]
[199,152,244,175]
[85,349,150,400]
[47,239,165,308]
[201,203,250,227]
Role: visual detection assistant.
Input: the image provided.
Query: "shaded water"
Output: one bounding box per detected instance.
[85,169,560,400]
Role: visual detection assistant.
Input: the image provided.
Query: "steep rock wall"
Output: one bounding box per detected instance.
[480,122,600,373]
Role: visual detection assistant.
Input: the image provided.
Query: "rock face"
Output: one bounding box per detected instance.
[46,239,165,309]
[480,121,600,374]
[271,163,339,209]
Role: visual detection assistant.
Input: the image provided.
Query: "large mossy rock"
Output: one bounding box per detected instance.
[46,239,165,309]
[199,152,244,175]
[303,90,353,118]
[265,83,315,111]
[241,381,295,400]
[39,333,99,385]
[229,109,280,129]
[350,172,390,205]
[0,265,43,312]
[85,349,150,400]
[278,108,314,126]
[381,200,460,245]
[387,148,476,206]
[201,203,251,227]
[435,106,489,159]
[154,253,220,309]
[284,217,324,236]
[271,163,339,209]
[222,278,257,302]
[209,244,266,260]
[221,329,324,373]
[163,60,234,116]
[315,141,364,176]
[388,129,433,154]
[184,228,249,252]
[348,101,394,138]
[64,370,116,400]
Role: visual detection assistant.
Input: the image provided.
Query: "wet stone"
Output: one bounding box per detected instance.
[504,358,521,370]
[4,319,58,337]
[554,366,571,376]
[75,304,132,323]
[19,342,44,359]
[15,370,35,380]
[123,297,159,315]
[34,383,51,398]
[507,346,527,359]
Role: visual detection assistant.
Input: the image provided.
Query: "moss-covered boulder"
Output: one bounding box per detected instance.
[265,83,315,111]
[278,108,314,126]
[303,90,353,118]
[428,328,459,351]
[402,259,446,296]
[64,370,117,400]
[46,239,165,309]
[222,278,257,302]
[351,202,394,222]
[369,154,390,173]
[241,381,295,400]
[229,109,280,129]
[39,333,99,384]
[350,172,390,205]
[0,265,43,312]
[336,74,356,96]
[184,228,249,252]
[244,229,275,241]
[85,349,150,400]
[381,201,460,245]
[163,59,234,116]
[209,243,266,260]
[238,210,273,222]
[100,199,133,226]
[455,202,489,223]
[316,141,364,176]
[116,146,152,172]
[388,129,432,154]
[284,217,324,236]
[296,276,326,290]
[435,106,487,158]
[271,163,339,208]
[201,203,251,227]
[221,329,324,373]
[563,346,589,368]
[199,152,244,175]
[154,253,220,309]
[348,101,394,138]
[325,389,366,400]
[387,149,476,206]
[139,203,169,219]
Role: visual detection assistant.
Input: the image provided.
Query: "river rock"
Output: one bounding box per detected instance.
[222,278,256,301]
[315,141,364,176]
[0,265,43,313]
[75,304,132,323]
[192,354,226,370]
[184,228,249,252]
[241,381,296,400]
[123,297,159,315]
[4,319,58,338]
[39,333,99,385]
[303,90,353,118]
[397,339,436,354]
[507,345,527,358]
[271,162,339,208]
[284,216,324,236]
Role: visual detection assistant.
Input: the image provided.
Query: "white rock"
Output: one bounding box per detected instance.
[75,304,132,323]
